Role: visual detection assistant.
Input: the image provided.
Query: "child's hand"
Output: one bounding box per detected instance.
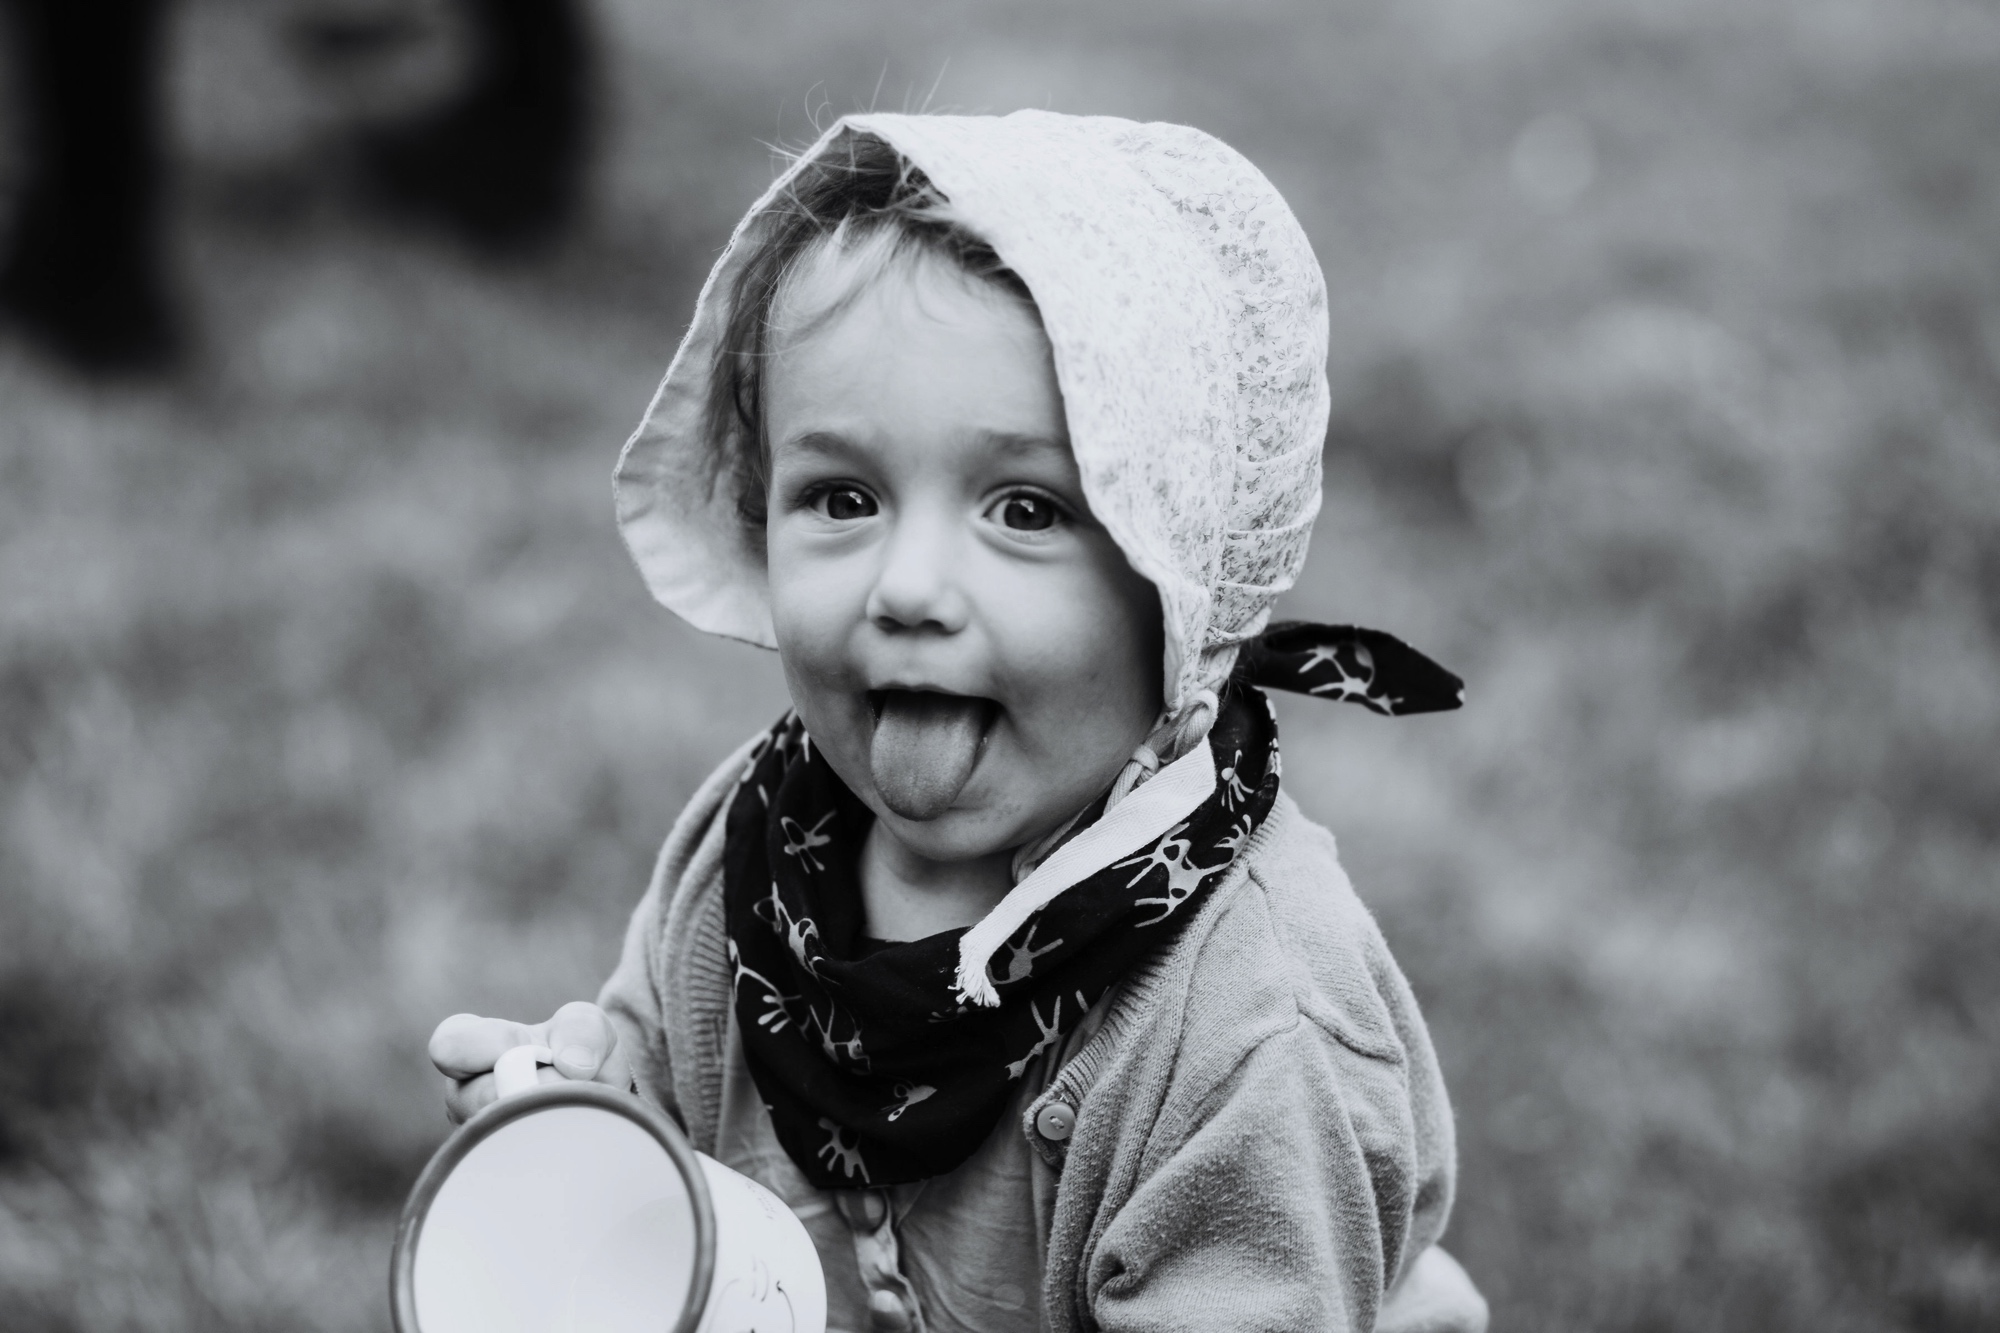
[428,1002,633,1124]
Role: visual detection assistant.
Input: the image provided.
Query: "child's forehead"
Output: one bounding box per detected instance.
[768,232,1040,357]
[766,259,1072,477]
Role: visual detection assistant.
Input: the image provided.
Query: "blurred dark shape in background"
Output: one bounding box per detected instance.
[0,0,178,373]
[317,0,592,254]
[0,0,592,376]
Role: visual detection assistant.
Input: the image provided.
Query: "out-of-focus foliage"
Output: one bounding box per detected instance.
[3,1,1997,1329]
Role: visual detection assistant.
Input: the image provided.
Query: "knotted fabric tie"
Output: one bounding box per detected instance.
[1232,621,1465,715]
[950,622,1463,1003]
[722,622,1460,1187]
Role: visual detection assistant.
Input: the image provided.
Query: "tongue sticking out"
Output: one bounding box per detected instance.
[870,692,991,821]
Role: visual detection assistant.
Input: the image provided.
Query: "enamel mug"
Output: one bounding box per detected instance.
[391,1045,827,1333]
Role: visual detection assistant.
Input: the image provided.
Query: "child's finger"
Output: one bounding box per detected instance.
[429,1012,538,1080]
[594,1040,634,1093]
[545,1001,619,1080]
[444,1071,497,1124]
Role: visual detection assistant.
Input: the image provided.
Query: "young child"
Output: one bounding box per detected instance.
[431,111,1486,1333]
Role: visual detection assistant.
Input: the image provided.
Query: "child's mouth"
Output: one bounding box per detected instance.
[866,689,998,821]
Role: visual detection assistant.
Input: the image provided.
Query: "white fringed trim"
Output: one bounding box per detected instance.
[952,736,1217,1007]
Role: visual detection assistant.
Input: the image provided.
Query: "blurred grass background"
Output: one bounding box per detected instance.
[3,0,1998,1329]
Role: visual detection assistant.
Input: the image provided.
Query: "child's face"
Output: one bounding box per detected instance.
[763,248,1163,865]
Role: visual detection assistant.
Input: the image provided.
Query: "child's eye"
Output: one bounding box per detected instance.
[812,487,878,520]
[990,492,1063,532]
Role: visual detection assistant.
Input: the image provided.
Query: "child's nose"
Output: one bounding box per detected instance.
[865,513,969,633]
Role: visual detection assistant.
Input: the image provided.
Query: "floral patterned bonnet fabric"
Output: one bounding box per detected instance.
[613,111,1463,1186]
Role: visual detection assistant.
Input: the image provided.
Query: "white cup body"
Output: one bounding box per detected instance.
[395,1057,828,1333]
[694,1153,827,1333]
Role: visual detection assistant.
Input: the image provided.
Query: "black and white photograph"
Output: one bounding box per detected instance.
[2,3,1996,1331]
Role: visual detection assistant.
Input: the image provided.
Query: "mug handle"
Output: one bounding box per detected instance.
[493,1044,554,1100]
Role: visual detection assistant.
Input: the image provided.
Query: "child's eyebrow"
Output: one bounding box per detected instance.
[778,430,867,462]
[776,429,1069,460]
[978,430,1070,459]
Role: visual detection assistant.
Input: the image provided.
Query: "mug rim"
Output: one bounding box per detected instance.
[389,1080,718,1333]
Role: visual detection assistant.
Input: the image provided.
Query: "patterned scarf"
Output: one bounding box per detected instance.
[722,623,1460,1188]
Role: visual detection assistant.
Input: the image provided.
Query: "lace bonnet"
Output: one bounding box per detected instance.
[613,109,1329,722]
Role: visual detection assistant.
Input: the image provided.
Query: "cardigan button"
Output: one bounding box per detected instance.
[1034,1101,1076,1141]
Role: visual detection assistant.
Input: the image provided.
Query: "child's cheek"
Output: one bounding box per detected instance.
[769,570,850,686]
[997,550,1160,747]
[768,536,871,730]
[768,519,847,629]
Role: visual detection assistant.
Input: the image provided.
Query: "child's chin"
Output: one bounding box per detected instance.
[873,801,1020,863]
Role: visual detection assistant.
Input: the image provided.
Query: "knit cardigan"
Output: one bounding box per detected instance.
[599,735,1461,1332]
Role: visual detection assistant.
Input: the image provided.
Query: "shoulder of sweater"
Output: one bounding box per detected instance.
[644,729,764,916]
[1174,791,1414,1070]
[633,731,756,1033]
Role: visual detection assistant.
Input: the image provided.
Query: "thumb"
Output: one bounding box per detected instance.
[544,1001,620,1082]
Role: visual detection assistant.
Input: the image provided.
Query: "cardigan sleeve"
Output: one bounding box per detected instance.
[597,835,681,1121]
[1084,1020,1412,1332]
[597,731,768,1131]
